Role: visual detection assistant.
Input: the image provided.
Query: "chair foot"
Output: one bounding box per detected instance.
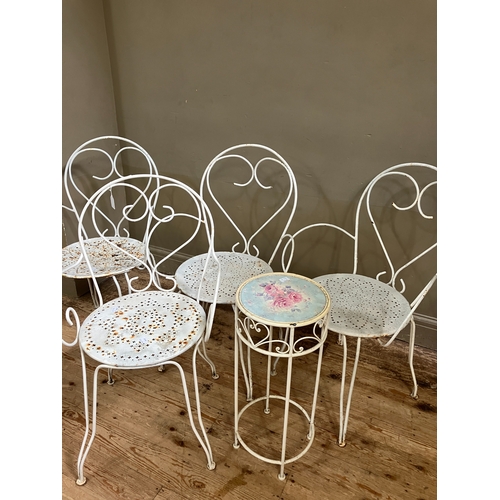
[211,373,220,380]
[411,391,419,400]
[270,369,277,376]
[76,477,87,486]
[338,439,346,448]
[207,461,216,470]
[278,472,286,481]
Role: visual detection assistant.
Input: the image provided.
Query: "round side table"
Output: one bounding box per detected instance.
[233,272,330,480]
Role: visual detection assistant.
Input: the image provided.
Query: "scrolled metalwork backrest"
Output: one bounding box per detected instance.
[353,163,437,297]
[62,136,159,242]
[200,144,298,265]
[77,174,221,337]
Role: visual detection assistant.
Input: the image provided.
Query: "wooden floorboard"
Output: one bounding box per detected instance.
[62,280,437,499]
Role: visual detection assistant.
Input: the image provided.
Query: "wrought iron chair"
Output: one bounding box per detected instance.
[64,174,221,485]
[280,162,437,447]
[175,144,298,385]
[62,136,159,306]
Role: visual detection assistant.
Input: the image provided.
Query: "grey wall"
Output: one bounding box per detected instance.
[62,0,120,296]
[62,0,118,160]
[62,0,437,346]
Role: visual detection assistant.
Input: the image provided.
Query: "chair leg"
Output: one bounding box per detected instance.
[107,368,114,385]
[87,278,100,308]
[112,275,123,297]
[408,318,419,399]
[76,361,104,485]
[193,301,219,379]
[233,322,241,449]
[171,346,216,470]
[338,336,362,447]
[197,337,219,379]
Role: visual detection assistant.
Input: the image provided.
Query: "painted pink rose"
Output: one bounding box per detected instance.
[287,291,303,303]
[273,296,293,308]
[264,284,280,296]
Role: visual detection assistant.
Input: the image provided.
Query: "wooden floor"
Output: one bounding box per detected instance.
[62,279,437,500]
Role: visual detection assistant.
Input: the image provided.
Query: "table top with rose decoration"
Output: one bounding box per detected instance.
[236,272,330,328]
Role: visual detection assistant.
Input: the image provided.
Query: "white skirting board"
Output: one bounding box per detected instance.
[398,313,437,350]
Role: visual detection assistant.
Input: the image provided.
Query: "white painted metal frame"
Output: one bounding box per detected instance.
[201,144,298,263]
[175,144,298,388]
[64,174,221,485]
[233,272,330,480]
[281,162,437,447]
[62,136,159,306]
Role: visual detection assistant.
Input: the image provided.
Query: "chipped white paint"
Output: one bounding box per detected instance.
[62,237,146,279]
[80,291,205,367]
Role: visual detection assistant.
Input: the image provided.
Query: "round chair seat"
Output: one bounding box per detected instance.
[314,273,412,338]
[62,237,146,279]
[176,251,272,304]
[79,291,206,367]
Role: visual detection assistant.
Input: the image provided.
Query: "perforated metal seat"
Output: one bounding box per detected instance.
[176,251,272,304]
[315,274,412,337]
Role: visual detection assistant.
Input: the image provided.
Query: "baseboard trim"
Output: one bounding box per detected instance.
[413,313,437,331]
[400,313,437,350]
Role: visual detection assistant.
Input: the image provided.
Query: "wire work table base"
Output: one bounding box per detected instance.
[233,272,330,480]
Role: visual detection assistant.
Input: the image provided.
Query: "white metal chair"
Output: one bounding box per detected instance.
[280,162,437,447]
[64,174,221,485]
[62,136,159,306]
[175,144,298,384]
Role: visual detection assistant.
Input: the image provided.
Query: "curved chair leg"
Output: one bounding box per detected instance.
[198,337,219,379]
[171,345,216,470]
[76,361,105,485]
[76,353,216,485]
[193,301,218,379]
[408,318,418,399]
[87,278,100,309]
[107,368,114,385]
[338,335,362,447]
[111,275,123,297]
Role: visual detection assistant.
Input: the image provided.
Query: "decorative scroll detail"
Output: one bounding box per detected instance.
[355,163,437,293]
[75,174,220,312]
[63,136,159,241]
[62,307,80,347]
[201,145,298,265]
[236,315,325,357]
